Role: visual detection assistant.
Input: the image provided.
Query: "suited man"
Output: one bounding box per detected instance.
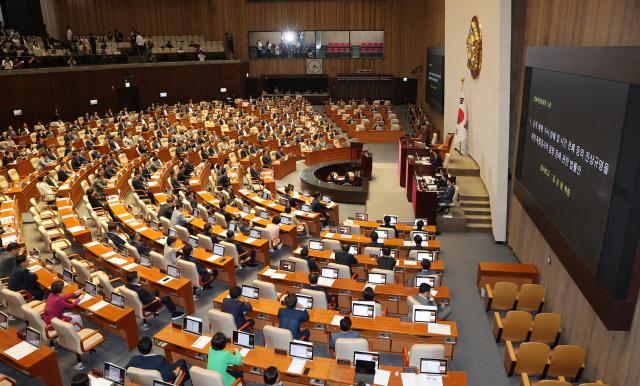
[180,245,215,284]
[126,337,190,384]
[44,170,58,188]
[278,293,310,340]
[430,149,442,170]
[298,247,318,272]
[9,256,44,300]
[158,199,175,220]
[303,273,330,304]
[415,283,452,320]
[108,138,121,151]
[248,162,261,180]
[125,271,185,319]
[437,176,456,208]
[382,215,397,233]
[329,316,360,351]
[311,193,328,227]
[335,244,358,270]
[261,150,272,166]
[106,223,128,250]
[376,248,396,270]
[223,286,254,330]
[282,186,296,208]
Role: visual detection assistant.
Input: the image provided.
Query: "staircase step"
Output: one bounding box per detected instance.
[465,214,492,224]
[463,207,491,215]
[466,223,493,232]
[460,200,490,208]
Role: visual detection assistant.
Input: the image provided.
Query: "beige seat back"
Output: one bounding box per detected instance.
[529,313,561,345]
[251,280,277,300]
[516,284,545,312]
[321,239,341,251]
[197,235,213,251]
[288,256,310,273]
[300,288,328,309]
[3,289,27,319]
[175,224,191,243]
[546,345,585,379]
[409,344,446,368]
[490,282,518,310]
[371,268,395,284]
[190,366,225,386]
[363,247,380,257]
[335,338,369,363]
[119,286,145,320]
[214,212,227,228]
[207,309,236,336]
[150,251,167,272]
[502,311,532,342]
[220,241,240,267]
[327,263,351,279]
[126,367,163,386]
[177,260,199,288]
[51,318,81,354]
[96,271,119,300]
[514,342,551,376]
[71,260,92,284]
[263,325,293,351]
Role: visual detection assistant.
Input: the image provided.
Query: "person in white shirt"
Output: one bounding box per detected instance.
[2,57,13,70]
[66,26,73,43]
[266,216,282,250]
[197,51,206,62]
[37,176,56,202]
[135,33,145,55]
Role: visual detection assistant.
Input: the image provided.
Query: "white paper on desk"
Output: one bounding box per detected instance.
[404,260,417,266]
[108,257,128,266]
[27,265,42,272]
[326,202,335,208]
[122,263,138,271]
[286,358,306,375]
[342,234,352,239]
[191,335,210,349]
[136,226,149,232]
[238,211,249,218]
[89,300,109,312]
[404,241,416,247]
[244,237,256,244]
[330,315,345,326]
[325,232,335,238]
[268,203,277,208]
[123,218,135,223]
[61,214,74,219]
[130,221,142,227]
[4,341,38,360]
[1,235,17,244]
[207,255,222,262]
[263,268,276,277]
[78,294,94,304]
[0,208,13,213]
[329,252,335,260]
[317,277,335,287]
[89,375,114,386]
[374,369,391,386]
[422,375,444,386]
[58,205,72,210]
[156,237,167,245]
[293,210,304,216]
[240,348,250,357]
[148,181,158,187]
[271,273,287,280]
[68,225,85,233]
[427,323,451,335]
[102,251,116,258]
[239,189,250,195]
[85,241,99,247]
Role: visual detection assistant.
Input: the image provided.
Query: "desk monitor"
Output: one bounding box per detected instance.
[111,292,125,309]
[355,213,368,221]
[104,362,126,385]
[351,301,375,318]
[415,274,437,288]
[420,358,448,375]
[207,215,216,225]
[150,220,159,231]
[140,254,152,268]
[411,231,428,241]
[296,294,313,309]
[348,245,358,255]
[416,251,434,262]
[242,204,252,214]
[248,229,260,240]
[367,273,387,285]
[183,316,203,335]
[259,210,270,220]
[45,258,55,268]
[373,229,388,240]
[167,264,181,278]
[289,340,314,360]
[0,311,8,330]
[308,239,323,251]
[279,260,296,272]
[241,285,259,299]
[384,214,398,225]
[321,267,338,279]
[280,216,292,225]
[228,222,237,233]
[414,218,428,227]
[168,228,177,238]
[301,204,311,213]
[62,268,74,283]
[413,304,438,323]
[233,330,255,349]
[321,195,331,203]
[160,92,168,98]
[353,351,380,369]
[278,197,289,206]
[337,225,351,235]
[188,235,199,248]
[25,327,41,348]
[84,280,98,297]
[262,191,270,200]
[192,208,200,218]
[213,244,225,257]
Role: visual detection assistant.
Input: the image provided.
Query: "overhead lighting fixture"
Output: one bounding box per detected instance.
[403,77,408,82]
[283,31,295,43]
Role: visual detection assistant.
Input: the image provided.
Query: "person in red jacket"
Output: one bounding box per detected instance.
[44,280,83,329]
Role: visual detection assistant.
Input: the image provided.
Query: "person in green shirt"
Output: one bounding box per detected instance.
[206,332,243,386]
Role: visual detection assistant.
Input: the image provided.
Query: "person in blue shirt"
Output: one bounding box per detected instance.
[329,316,360,351]
[223,286,254,330]
[125,336,190,384]
[278,293,310,340]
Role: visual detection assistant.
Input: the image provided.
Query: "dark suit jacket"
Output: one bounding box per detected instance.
[223,297,252,328]
[182,254,208,276]
[125,283,155,306]
[8,267,40,296]
[125,354,176,382]
[376,255,396,270]
[335,252,358,267]
[277,307,309,340]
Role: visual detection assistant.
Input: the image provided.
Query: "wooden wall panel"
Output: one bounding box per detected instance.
[509,1,640,385]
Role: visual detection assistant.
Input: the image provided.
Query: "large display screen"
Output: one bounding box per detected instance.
[425,47,444,113]
[517,68,628,274]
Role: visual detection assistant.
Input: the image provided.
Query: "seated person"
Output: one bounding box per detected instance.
[376,248,396,270]
[382,215,396,233]
[335,243,358,271]
[125,271,185,319]
[9,256,44,300]
[415,282,451,320]
[369,231,384,248]
[360,286,380,307]
[413,234,427,248]
[263,366,280,385]
[126,337,190,385]
[437,176,457,209]
[164,236,178,266]
[170,202,193,227]
[223,286,254,331]
[130,232,151,257]
[106,223,128,250]
[207,332,243,386]
[44,279,83,328]
[414,219,426,231]
[298,246,319,272]
[303,272,331,305]
[202,222,219,245]
[225,230,256,267]
[266,216,282,249]
[278,293,310,340]
[419,259,437,275]
[180,244,215,285]
[329,316,360,351]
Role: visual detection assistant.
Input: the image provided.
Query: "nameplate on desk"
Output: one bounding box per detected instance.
[108,257,128,266]
[123,218,135,223]
[158,276,173,285]
[4,342,38,360]
[57,206,71,210]
[122,262,138,271]
[427,323,451,335]
[85,241,99,248]
[61,214,74,219]
[325,232,335,238]
[88,300,109,312]
[68,225,85,233]
[102,251,117,258]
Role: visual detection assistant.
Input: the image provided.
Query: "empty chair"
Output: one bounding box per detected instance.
[504,341,550,377]
[2,288,45,320]
[119,286,164,330]
[335,338,369,363]
[263,325,293,351]
[189,366,226,386]
[519,374,570,386]
[0,374,16,386]
[528,313,561,345]
[207,308,247,336]
[95,271,120,300]
[251,280,278,300]
[7,169,19,182]
[51,317,106,370]
[378,226,396,238]
[0,176,8,189]
[370,268,395,284]
[71,260,99,285]
[150,251,168,272]
[288,256,310,273]
[403,343,446,368]
[30,198,55,218]
[39,225,71,252]
[545,345,585,381]
[327,263,352,279]
[126,367,183,386]
[21,304,57,346]
[175,224,191,243]
[322,239,341,251]
[363,247,381,257]
[515,284,545,313]
[220,240,245,268]
[493,310,532,343]
[118,153,129,165]
[300,288,328,309]
[197,234,214,252]
[485,282,518,311]
[214,212,227,228]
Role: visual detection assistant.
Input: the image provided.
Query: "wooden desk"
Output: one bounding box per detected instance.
[476,262,539,289]
[303,146,352,166]
[412,174,438,226]
[83,242,196,315]
[153,325,467,386]
[349,219,437,236]
[33,264,139,350]
[56,161,101,204]
[0,327,63,386]
[276,187,341,224]
[212,292,459,358]
[5,172,41,212]
[350,129,404,144]
[319,230,441,257]
[255,266,449,316]
[56,198,93,245]
[272,156,297,179]
[406,159,434,202]
[398,138,428,188]
[0,198,23,246]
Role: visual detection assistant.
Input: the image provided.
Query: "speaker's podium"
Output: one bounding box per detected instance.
[350,141,372,179]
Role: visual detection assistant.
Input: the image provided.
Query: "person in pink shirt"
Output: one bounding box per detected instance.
[44,280,83,329]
